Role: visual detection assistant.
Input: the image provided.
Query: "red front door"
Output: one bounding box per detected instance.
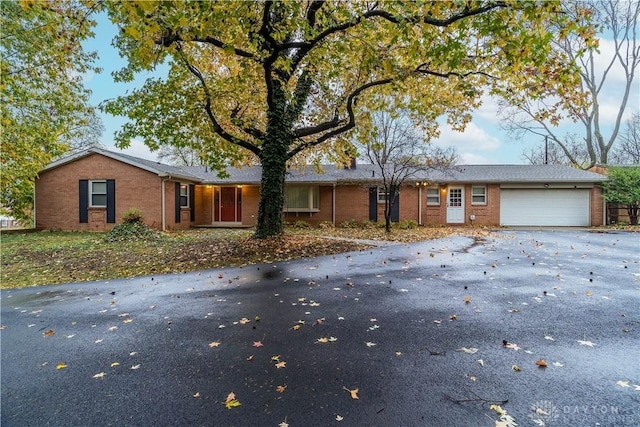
[220,187,236,222]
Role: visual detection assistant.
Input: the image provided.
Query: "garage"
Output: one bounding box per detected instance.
[500,188,591,226]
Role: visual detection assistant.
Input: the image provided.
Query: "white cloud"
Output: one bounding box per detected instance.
[434,122,502,152]
[108,138,158,161]
[458,152,501,165]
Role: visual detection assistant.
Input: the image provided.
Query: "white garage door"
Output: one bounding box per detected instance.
[500,189,590,226]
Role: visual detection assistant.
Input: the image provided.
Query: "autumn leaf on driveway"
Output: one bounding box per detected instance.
[365,342,377,347]
[252,341,264,347]
[577,340,596,347]
[93,372,106,379]
[224,391,241,409]
[43,329,55,337]
[456,347,478,354]
[503,341,521,351]
[56,363,68,370]
[275,361,287,369]
[343,386,359,400]
[275,385,287,393]
[209,341,221,347]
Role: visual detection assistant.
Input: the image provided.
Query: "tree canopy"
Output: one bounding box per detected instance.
[1,0,102,224]
[501,0,639,169]
[602,166,640,225]
[102,0,594,237]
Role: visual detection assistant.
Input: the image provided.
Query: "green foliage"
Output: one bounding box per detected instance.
[340,219,358,229]
[603,166,640,225]
[292,220,310,229]
[102,1,593,238]
[397,219,419,229]
[104,221,162,243]
[1,0,102,224]
[318,221,334,229]
[122,208,144,224]
[359,220,378,229]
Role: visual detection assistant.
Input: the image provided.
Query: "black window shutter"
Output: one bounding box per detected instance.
[391,186,400,222]
[368,186,378,222]
[106,180,116,223]
[79,180,88,223]
[175,182,181,223]
[189,184,195,222]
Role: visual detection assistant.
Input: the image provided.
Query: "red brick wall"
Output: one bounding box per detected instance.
[591,186,604,226]
[241,186,260,225]
[35,153,194,231]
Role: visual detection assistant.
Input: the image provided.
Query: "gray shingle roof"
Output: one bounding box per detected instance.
[43,148,606,185]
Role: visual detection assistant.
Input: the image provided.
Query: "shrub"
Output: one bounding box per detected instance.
[122,208,144,224]
[340,219,358,228]
[359,220,377,229]
[318,221,334,229]
[397,219,418,229]
[293,220,310,229]
[104,209,161,242]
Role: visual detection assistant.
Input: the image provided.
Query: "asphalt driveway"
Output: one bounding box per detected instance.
[1,230,639,427]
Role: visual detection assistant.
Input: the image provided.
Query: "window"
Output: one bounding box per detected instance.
[426,187,440,205]
[377,188,389,204]
[180,184,189,208]
[471,186,487,205]
[90,180,107,207]
[284,186,319,212]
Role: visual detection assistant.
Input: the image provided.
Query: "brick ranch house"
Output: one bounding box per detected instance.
[35,148,606,231]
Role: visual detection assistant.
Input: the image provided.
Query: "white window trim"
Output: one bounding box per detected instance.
[89,180,107,208]
[283,185,320,212]
[426,187,440,206]
[471,185,487,205]
[180,184,190,208]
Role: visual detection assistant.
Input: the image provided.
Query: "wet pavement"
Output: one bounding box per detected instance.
[1,230,639,427]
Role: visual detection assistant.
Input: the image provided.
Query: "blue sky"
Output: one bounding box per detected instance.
[84,12,638,165]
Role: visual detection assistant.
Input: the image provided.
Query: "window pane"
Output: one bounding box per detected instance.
[92,194,107,206]
[285,186,309,209]
[180,185,188,197]
[311,186,319,209]
[92,181,106,194]
[471,186,486,204]
[427,188,440,205]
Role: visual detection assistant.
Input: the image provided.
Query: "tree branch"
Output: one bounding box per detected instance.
[175,46,261,156]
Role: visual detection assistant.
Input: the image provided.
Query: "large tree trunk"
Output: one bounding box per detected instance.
[254,91,291,238]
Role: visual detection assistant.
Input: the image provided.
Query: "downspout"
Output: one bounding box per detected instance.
[332,183,336,226]
[161,176,172,231]
[33,180,37,229]
[418,185,422,226]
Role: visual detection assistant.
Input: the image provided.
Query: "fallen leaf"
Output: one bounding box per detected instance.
[552,362,564,367]
[577,340,596,347]
[93,372,106,379]
[504,342,521,351]
[246,355,254,362]
[449,314,458,320]
[193,392,200,398]
[278,418,289,427]
[275,385,287,393]
[456,347,478,354]
[477,359,484,367]
[343,386,359,400]
[512,365,521,372]
[94,339,103,344]
[252,341,264,347]
[365,341,377,347]
[586,290,592,296]
[209,341,221,347]
[123,318,133,323]
[464,296,471,304]
[544,335,555,341]
[110,362,120,368]
[317,337,329,343]
[130,364,141,370]
[239,317,250,325]
[616,380,630,388]
[275,361,287,369]
[224,392,241,409]
[336,414,344,421]
[56,363,68,370]
[395,351,402,356]
[271,355,280,362]
[108,326,118,331]
[535,359,548,367]
[292,324,302,330]
[43,330,55,337]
